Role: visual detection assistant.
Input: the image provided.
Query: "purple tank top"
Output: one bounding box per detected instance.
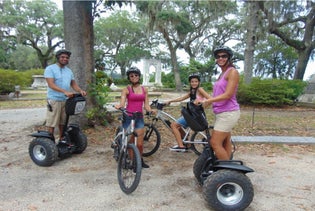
[126,86,145,114]
[212,67,239,114]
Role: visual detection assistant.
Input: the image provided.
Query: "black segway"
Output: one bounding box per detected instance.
[182,104,254,211]
[29,94,88,167]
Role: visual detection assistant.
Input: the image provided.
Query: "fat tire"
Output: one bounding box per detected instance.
[142,124,161,157]
[73,131,88,154]
[117,143,142,194]
[190,131,208,156]
[203,169,254,211]
[29,137,58,167]
[193,148,212,185]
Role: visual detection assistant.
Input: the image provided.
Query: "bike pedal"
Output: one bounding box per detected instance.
[111,142,117,149]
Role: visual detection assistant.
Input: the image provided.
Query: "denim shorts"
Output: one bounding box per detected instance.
[122,116,144,129]
[176,116,188,128]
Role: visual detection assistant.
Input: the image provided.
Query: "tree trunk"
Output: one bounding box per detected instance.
[294,48,312,79]
[63,0,95,126]
[244,1,260,84]
[170,49,182,92]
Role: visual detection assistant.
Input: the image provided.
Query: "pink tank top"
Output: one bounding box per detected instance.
[212,67,239,114]
[126,86,146,114]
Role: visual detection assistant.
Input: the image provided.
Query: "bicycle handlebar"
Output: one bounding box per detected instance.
[113,106,143,118]
[150,99,166,110]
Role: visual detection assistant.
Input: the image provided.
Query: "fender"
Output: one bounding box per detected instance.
[30,130,54,140]
[68,123,80,129]
[214,160,254,173]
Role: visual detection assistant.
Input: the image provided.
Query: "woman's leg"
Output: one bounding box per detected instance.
[135,128,144,155]
[135,127,149,168]
[210,130,230,160]
[223,133,232,159]
[170,122,185,148]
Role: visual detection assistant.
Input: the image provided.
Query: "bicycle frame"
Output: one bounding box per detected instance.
[116,109,139,154]
[148,99,208,145]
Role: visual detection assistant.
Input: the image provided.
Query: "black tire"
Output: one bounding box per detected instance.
[29,137,58,167]
[113,126,123,161]
[190,131,208,156]
[203,170,254,211]
[193,147,213,185]
[142,123,161,157]
[73,131,88,154]
[117,143,142,194]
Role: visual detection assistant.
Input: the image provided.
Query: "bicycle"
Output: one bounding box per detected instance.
[142,99,210,157]
[111,107,142,194]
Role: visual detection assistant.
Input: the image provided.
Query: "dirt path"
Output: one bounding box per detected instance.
[0,108,315,210]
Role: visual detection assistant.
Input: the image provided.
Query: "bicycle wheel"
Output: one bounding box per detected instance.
[190,131,208,156]
[142,123,161,157]
[117,143,142,194]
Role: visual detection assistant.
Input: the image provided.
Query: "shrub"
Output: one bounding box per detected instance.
[237,78,307,107]
[0,69,43,94]
[86,71,112,126]
[201,82,212,93]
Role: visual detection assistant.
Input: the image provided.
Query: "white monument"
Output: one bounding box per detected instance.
[31,75,47,89]
[142,59,162,87]
[297,74,315,103]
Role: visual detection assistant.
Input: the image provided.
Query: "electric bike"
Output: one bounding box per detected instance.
[29,94,87,167]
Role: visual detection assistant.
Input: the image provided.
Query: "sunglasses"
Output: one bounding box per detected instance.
[129,74,139,78]
[215,54,229,59]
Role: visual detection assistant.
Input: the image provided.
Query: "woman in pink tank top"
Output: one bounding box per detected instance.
[195,46,240,160]
[115,67,153,168]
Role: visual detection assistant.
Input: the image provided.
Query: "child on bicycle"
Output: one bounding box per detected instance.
[114,67,153,168]
[165,74,210,152]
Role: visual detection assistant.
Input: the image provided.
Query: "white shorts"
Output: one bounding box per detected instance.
[213,110,240,132]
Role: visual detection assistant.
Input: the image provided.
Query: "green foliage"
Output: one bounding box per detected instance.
[254,35,298,79]
[0,0,63,69]
[161,72,175,88]
[94,10,153,74]
[86,71,111,126]
[0,69,43,94]
[113,78,129,86]
[201,82,212,93]
[237,78,307,107]
[8,45,42,70]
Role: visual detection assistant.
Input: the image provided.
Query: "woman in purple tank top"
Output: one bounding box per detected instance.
[195,46,240,160]
[115,67,153,168]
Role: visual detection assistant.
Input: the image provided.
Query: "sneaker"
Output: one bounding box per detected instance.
[169,145,188,152]
[58,137,73,147]
[141,158,150,168]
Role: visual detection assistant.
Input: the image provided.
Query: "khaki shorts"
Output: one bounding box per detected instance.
[46,100,66,128]
[213,110,240,132]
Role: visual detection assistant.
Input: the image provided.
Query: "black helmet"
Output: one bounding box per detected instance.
[126,67,141,79]
[188,73,200,82]
[55,49,71,59]
[213,46,233,59]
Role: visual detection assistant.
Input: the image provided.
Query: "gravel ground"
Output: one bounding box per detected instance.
[0,107,315,211]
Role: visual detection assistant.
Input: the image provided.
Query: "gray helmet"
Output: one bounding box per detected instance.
[213,46,233,59]
[55,49,71,59]
[188,73,200,82]
[126,67,141,80]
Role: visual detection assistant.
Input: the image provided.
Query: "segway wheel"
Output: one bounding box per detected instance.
[29,137,58,167]
[203,169,254,211]
[193,147,213,185]
[73,131,87,154]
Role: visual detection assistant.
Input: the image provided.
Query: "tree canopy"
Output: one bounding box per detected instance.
[0,0,314,83]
